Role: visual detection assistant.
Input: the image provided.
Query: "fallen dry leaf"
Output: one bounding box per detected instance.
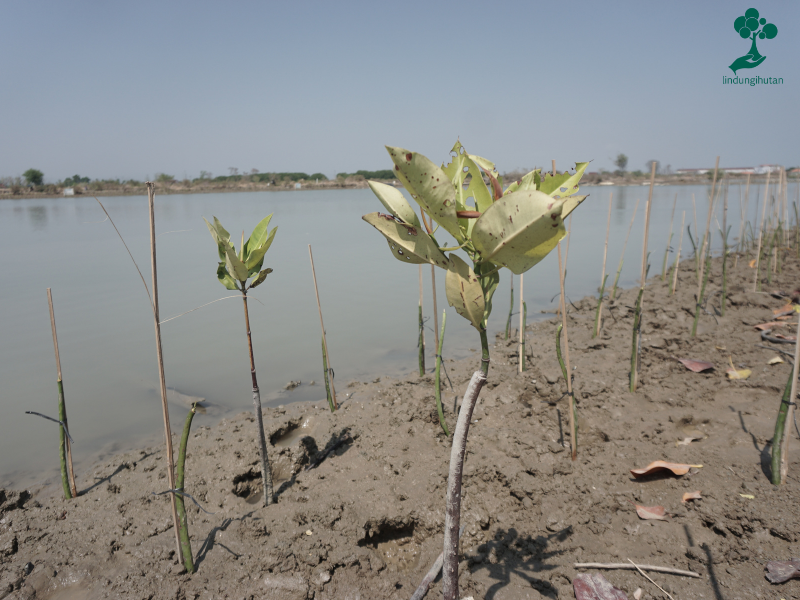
[739,493,755,499]
[775,315,793,321]
[726,368,751,380]
[768,356,785,365]
[573,572,629,600]
[676,437,695,446]
[773,303,794,315]
[631,461,702,478]
[754,321,791,330]
[773,333,797,342]
[633,589,642,600]
[749,259,757,268]
[682,491,702,503]
[677,358,714,372]
[632,502,669,521]
[765,559,800,584]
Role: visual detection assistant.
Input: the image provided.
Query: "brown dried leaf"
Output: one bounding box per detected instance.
[631,461,702,478]
[573,573,629,600]
[768,356,785,365]
[682,491,702,503]
[633,503,669,521]
[754,321,790,330]
[773,333,797,342]
[677,358,714,372]
[765,558,800,583]
[773,303,794,315]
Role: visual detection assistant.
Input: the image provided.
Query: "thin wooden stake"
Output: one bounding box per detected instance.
[518,273,524,373]
[753,172,772,291]
[640,162,657,288]
[557,242,576,460]
[595,194,613,337]
[696,157,719,298]
[47,288,78,498]
[671,212,685,294]
[662,194,677,280]
[145,182,183,563]
[418,265,425,376]
[431,265,439,363]
[309,245,337,409]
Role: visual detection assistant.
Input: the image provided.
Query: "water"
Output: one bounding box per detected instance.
[1,182,795,487]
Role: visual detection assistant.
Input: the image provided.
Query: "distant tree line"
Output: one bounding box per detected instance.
[201,172,328,184]
[336,169,395,180]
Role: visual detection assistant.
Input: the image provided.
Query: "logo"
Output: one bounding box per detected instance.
[729,8,778,75]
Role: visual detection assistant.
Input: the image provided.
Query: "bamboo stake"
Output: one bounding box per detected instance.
[630,163,656,392]
[431,265,439,364]
[418,265,425,376]
[594,194,613,338]
[753,172,772,291]
[779,306,800,484]
[557,242,576,460]
[611,198,640,301]
[671,212,685,294]
[696,157,720,299]
[46,288,77,499]
[309,245,337,409]
[662,194,677,280]
[145,182,183,562]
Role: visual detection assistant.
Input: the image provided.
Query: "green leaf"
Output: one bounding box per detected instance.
[385,146,463,242]
[504,169,541,194]
[367,181,420,227]
[204,217,234,261]
[221,241,249,281]
[216,262,238,291]
[445,254,485,330]
[479,268,500,325]
[472,189,588,274]
[537,162,589,198]
[245,226,277,271]
[362,212,450,268]
[244,214,273,262]
[248,268,273,289]
[441,141,493,241]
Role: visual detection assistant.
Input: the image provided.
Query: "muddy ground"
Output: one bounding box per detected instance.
[2,254,799,600]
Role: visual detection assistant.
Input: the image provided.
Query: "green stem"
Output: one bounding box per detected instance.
[556,324,578,450]
[593,275,609,339]
[434,311,449,436]
[556,323,568,383]
[418,304,425,376]
[661,233,673,280]
[505,277,513,340]
[57,380,72,500]
[766,233,774,286]
[322,336,334,412]
[611,259,623,301]
[691,253,712,337]
[520,302,527,371]
[175,405,196,573]
[629,288,644,392]
[770,369,793,485]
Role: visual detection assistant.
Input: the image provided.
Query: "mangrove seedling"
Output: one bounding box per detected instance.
[593,194,613,338]
[308,245,337,412]
[363,141,587,600]
[505,275,514,340]
[434,310,449,435]
[204,215,277,506]
[175,403,198,573]
[418,265,426,376]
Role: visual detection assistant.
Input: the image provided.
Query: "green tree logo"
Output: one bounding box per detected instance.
[729,8,778,74]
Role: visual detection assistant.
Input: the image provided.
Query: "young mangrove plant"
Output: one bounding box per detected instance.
[308,246,337,412]
[434,310,449,436]
[418,265,426,376]
[671,212,686,295]
[46,288,78,499]
[662,194,677,280]
[204,214,277,506]
[363,141,587,600]
[772,309,800,485]
[593,194,613,338]
[505,275,514,340]
[175,403,198,573]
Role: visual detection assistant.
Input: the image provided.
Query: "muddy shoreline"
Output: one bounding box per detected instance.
[2,254,799,599]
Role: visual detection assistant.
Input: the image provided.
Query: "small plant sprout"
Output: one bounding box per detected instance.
[434,310,449,436]
[175,403,198,573]
[772,306,800,485]
[662,194,677,281]
[204,214,277,506]
[308,245,337,412]
[671,211,686,294]
[505,275,514,340]
[363,141,588,600]
[593,194,613,338]
[630,162,655,393]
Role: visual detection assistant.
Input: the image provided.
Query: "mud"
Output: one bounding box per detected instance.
[1,255,799,599]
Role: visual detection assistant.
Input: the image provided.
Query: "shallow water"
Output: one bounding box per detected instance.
[1,182,794,487]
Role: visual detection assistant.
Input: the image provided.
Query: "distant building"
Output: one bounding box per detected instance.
[676,167,764,175]
[63,187,75,196]
[676,168,710,175]
[754,164,781,174]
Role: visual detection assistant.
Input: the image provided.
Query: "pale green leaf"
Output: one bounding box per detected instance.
[441,142,492,242]
[213,216,231,242]
[537,162,589,198]
[204,217,234,261]
[248,267,273,289]
[385,146,462,242]
[362,212,450,268]
[504,169,541,194]
[472,189,588,274]
[245,226,277,271]
[367,181,420,227]
[480,268,501,324]
[244,214,273,261]
[222,241,249,281]
[216,262,238,291]
[445,254,485,330]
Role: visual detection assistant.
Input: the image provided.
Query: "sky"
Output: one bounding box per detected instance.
[1,1,798,183]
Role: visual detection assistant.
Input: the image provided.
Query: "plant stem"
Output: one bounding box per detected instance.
[434,311,449,436]
[175,405,196,573]
[442,329,489,600]
[322,336,334,412]
[595,193,612,338]
[778,307,800,484]
[146,183,182,561]
[662,194,677,280]
[431,265,439,362]
[593,275,608,340]
[418,265,425,376]
[557,243,576,459]
[309,246,337,409]
[521,302,527,371]
[671,212,685,295]
[241,289,274,506]
[771,368,793,485]
[47,288,77,498]
[556,323,578,453]
[754,173,771,291]
[691,253,711,337]
[505,275,513,340]
[630,288,644,392]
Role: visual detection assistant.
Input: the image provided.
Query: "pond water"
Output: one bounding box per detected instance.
[1,181,795,487]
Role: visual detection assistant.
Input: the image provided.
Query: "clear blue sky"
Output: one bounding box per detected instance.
[2,1,797,182]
